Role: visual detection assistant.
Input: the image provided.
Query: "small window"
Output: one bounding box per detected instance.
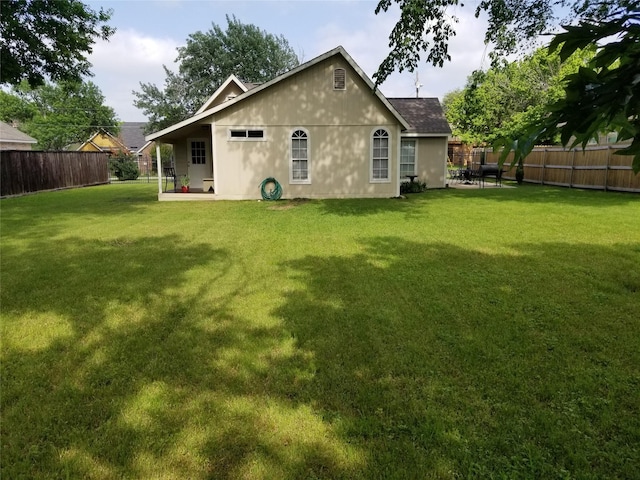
[191,140,206,165]
[372,129,389,181]
[400,140,416,177]
[334,68,346,90]
[225,94,237,101]
[229,128,265,141]
[291,129,309,183]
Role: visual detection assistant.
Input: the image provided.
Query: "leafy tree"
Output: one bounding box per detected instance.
[375,0,640,172]
[151,144,174,171]
[444,47,594,145]
[133,15,299,133]
[0,0,114,87]
[0,81,119,150]
[0,88,37,124]
[496,4,640,172]
[109,150,139,181]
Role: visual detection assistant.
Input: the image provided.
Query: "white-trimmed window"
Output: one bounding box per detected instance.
[190,140,206,165]
[334,68,346,90]
[228,128,265,141]
[400,139,416,177]
[371,128,390,181]
[290,129,310,183]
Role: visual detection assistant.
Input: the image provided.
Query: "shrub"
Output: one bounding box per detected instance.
[109,151,139,181]
[400,180,427,194]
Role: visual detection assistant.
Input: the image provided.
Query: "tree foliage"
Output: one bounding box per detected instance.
[444,47,594,145]
[0,0,114,87]
[0,81,119,150]
[374,0,626,85]
[494,2,640,172]
[376,0,640,173]
[109,150,139,181]
[133,15,299,133]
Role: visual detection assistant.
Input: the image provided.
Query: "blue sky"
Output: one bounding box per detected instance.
[87,0,495,121]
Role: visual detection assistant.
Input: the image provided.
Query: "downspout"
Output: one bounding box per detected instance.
[156,143,162,197]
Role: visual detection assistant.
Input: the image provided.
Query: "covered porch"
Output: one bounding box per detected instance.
[152,120,218,201]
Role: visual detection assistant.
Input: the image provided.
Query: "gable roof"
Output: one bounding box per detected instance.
[0,121,37,144]
[388,98,451,136]
[195,74,250,114]
[147,46,410,142]
[77,129,129,153]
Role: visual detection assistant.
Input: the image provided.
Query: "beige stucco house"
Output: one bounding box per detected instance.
[146,46,451,200]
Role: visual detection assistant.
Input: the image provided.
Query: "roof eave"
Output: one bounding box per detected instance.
[194,74,249,115]
[146,46,411,141]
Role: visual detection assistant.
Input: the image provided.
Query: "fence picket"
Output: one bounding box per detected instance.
[471,144,638,192]
[0,151,109,197]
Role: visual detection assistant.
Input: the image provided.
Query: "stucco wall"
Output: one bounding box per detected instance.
[415,137,448,188]
[211,56,401,199]
[0,142,33,151]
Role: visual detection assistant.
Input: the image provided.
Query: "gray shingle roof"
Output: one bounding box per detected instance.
[119,122,149,151]
[388,98,451,135]
[0,121,37,143]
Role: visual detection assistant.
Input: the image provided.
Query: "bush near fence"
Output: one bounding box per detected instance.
[0,150,110,197]
[471,144,639,192]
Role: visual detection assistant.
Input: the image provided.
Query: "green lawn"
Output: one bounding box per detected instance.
[1,184,639,479]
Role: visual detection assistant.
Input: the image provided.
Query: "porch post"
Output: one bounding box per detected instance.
[156,144,162,195]
[395,126,402,197]
[211,121,217,191]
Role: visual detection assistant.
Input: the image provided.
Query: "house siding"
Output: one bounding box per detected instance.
[415,137,448,188]
[0,141,33,151]
[210,56,400,199]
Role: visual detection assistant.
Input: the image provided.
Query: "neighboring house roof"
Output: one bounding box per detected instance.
[147,46,411,142]
[0,121,37,144]
[119,122,153,154]
[387,98,452,136]
[77,129,129,153]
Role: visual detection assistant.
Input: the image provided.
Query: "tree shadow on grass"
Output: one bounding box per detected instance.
[446,182,640,207]
[275,237,640,478]
[2,233,638,479]
[316,196,425,218]
[0,184,158,241]
[1,234,364,479]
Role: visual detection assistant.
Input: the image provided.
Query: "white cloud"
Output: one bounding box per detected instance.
[88,3,496,121]
[89,29,180,121]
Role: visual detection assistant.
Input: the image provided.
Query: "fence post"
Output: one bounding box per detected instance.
[541,148,547,185]
[569,148,576,188]
[605,146,612,192]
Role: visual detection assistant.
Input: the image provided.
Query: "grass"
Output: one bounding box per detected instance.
[1,183,639,479]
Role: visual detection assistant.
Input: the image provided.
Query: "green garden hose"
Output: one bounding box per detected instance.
[260,177,282,200]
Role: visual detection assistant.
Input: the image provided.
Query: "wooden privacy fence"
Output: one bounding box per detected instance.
[1,150,109,197]
[472,144,639,192]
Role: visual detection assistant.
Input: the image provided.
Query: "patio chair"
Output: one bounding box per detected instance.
[163,167,176,192]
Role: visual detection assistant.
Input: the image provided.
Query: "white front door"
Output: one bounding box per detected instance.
[187,138,211,189]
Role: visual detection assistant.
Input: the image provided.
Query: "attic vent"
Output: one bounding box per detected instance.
[225,94,237,101]
[333,68,346,90]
